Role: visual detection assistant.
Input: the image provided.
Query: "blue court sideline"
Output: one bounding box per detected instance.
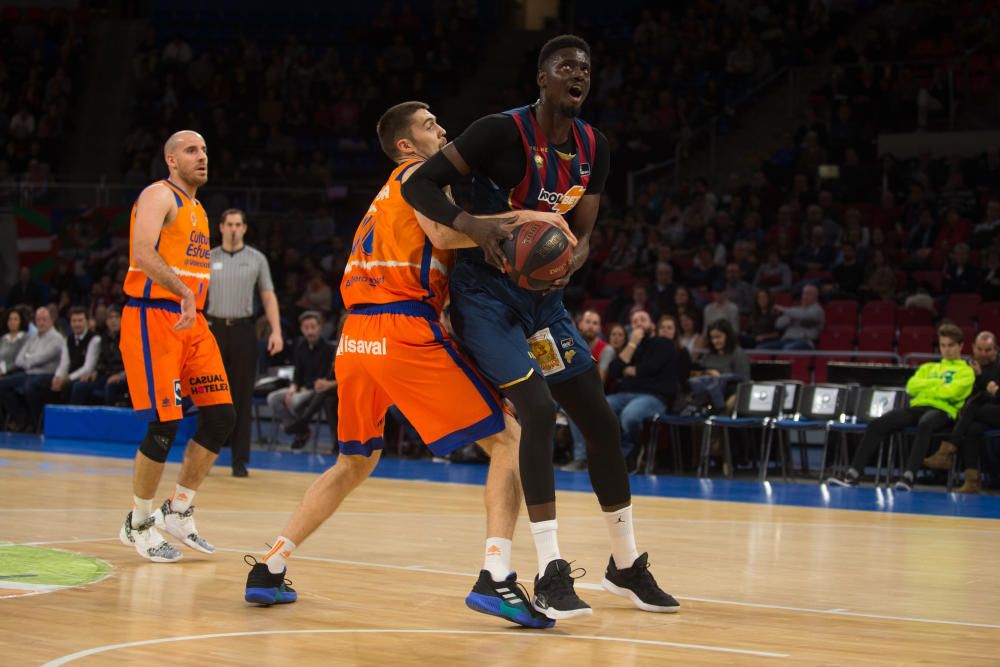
[2,431,997,520]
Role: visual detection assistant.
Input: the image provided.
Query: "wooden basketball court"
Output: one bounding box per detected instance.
[2,447,998,665]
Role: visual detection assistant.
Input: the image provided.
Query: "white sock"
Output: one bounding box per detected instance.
[484,537,513,582]
[529,520,561,575]
[603,505,639,570]
[132,496,154,527]
[170,484,196,513]
[263,536,297,574]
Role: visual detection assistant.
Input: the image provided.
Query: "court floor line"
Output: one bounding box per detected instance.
[213,546,1000,630]
[39,628,790,665]
[7,539,999,631]
[5,508,1000,536]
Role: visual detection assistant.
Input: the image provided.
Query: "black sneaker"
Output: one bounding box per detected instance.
[532,559,592,620]
[244,555,297,605]
[601,553,679,613]
[465,570,555,629]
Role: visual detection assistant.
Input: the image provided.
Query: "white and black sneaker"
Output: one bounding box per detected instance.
[532,559,592,620]
[153,499,215,553]
[601,553,680,613]
[119,511,182,563]
[825,469,860,487]
[894,472,915,492]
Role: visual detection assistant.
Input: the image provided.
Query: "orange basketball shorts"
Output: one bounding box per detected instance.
[121,298,232,422]
[335,301,504,456]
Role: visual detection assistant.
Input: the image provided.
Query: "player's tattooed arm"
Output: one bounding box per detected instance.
[132,184,197,330]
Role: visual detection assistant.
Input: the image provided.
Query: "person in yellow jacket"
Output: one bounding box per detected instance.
[827,323,974,491]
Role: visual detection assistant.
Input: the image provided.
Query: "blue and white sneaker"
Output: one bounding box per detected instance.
[244,556,297,605]
[466,570,555,629]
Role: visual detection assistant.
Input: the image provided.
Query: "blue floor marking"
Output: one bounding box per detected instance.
[2,432,997,520]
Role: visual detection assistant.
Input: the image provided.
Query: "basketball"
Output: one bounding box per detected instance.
[501,220,573,290]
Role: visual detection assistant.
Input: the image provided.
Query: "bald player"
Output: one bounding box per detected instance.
[118,131,236,562]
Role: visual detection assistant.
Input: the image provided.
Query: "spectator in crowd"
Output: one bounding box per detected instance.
[51,306,100,402]
[753,249,792,291]
[607,282,656,325]
[69,306,127,406]
[861,249,897,302]
[657,314,692,399]
[759,285,825,350]
[827,324,974,491]
[942,243,978,295]
[607,323,627,356]
[669,285,698,321]
[562,309,616,472]
[0,307,63,430]
[6,267,43,309]
[606,310,678,460]
[830,241,865,298]
[722,262,754,314]
[982,250,1000,302]
[703,289,740,336]
[0,307,29,376]
[677,311,705,358]
[266,311,335,448]
[689,319,750,413]
[744,288,780,349]
[793,224,837,274]
[649,262,677,318]
[922,331,1000,493]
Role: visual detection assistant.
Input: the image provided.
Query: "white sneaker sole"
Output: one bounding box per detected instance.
[118,522,183,563]
[532,600,593,620]
[153,509,215,554]
[601,578,680,613]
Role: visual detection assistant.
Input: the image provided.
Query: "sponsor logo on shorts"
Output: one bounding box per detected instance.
[565,350,577,364]
[560,337,575,349]
[189,374,229,394]
[173,379,182,406]
[337,335,388,356]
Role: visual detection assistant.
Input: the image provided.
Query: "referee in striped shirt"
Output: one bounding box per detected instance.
[208,209,283,477]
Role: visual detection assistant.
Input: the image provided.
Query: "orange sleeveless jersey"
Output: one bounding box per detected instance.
[123,179,212,310]
[340,160,454,314]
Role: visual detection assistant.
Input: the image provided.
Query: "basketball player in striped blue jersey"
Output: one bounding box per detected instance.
[404,35,679,619]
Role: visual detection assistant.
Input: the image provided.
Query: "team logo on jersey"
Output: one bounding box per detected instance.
[190,211,197,227]
[580,162,591,176]
[537,185,586,215]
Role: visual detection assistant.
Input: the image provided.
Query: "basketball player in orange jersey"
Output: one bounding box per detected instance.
[244,102,570,629]
[118,130,236,562]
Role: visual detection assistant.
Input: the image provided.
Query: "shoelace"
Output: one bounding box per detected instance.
[245,554,294,588]
[547,561,587,595]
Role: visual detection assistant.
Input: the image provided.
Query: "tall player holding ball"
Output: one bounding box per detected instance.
[404,35,679,620]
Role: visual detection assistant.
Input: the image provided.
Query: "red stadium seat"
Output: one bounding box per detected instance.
[897,326,937,360]
[945,293,982,325]
[961,326,977,354]
[897,307,934,327]
[580,298,611,319]
[857,326,896,364]
[861,301,896,328]
[824,300,858,327]
[773,292,794,308]
[978,302,1000,333]
[818,325,855,350]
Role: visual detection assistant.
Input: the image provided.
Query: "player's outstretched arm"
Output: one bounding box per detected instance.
[132,184,196,330]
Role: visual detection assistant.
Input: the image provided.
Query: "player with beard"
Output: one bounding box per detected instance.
[403,35,679,620]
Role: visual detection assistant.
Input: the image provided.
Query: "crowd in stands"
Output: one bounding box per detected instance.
[124,2,490,192]
[0,7,89,203]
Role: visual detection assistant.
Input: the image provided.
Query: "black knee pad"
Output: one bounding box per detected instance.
[193,404,236,453]
[139,420,181,463]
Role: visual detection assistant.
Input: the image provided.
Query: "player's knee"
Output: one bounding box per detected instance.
[506,375,556,431]
[193,404,236,453]
[335,451,379,486]
[138,420,181,463]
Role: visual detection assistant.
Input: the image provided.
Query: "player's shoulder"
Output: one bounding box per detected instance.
[464,113,519,137]
[137,180,178,207]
